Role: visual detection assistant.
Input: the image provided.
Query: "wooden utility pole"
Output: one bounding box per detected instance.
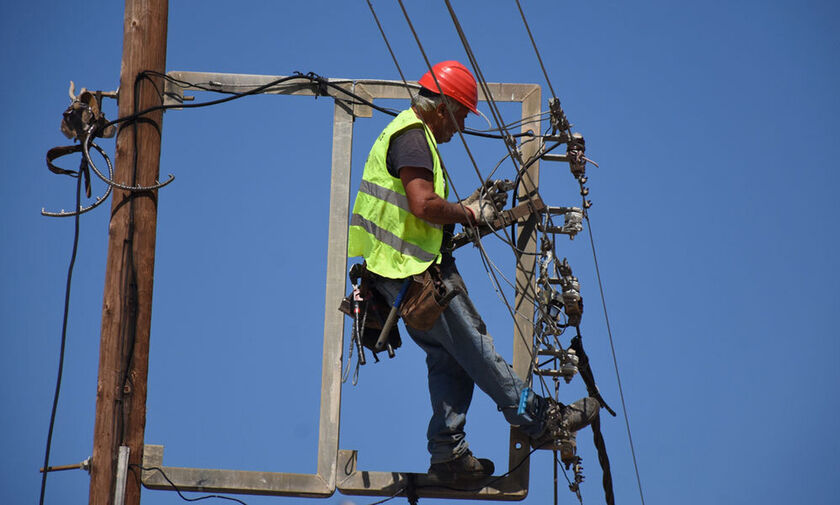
[89,2,168,505]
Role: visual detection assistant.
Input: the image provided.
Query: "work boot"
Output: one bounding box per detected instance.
[428,450,495,481]
[531,397,600,458]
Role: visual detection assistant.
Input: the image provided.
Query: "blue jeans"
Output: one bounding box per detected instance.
[372,261,546,464]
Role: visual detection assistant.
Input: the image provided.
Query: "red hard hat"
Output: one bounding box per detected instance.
[418,60,478,114]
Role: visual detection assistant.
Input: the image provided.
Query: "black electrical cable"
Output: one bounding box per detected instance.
[131,465,248,505]
[511,140,566,205]
[463,128,533,140]
[115,70,160,457]
[364,486,409,505]
[143,69,533,145]
[187,71,531,139]
[144,68,404,121]
[476,111,551,134]
[43,72,302,452]
[104,74,307,129]
[39,154,84,505]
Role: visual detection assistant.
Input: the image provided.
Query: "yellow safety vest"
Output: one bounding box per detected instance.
[348,109,448,279]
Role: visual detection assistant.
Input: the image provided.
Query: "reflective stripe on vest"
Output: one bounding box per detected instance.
[358,180,441,230]
[348,109,447,278]
[349,214,438,263]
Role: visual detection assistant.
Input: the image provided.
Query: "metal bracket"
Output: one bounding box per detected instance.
[541,206,583,239]
[114,446,130,505]
[352,83,373,118]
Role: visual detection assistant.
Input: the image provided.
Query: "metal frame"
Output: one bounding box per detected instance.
[142,71,541,500]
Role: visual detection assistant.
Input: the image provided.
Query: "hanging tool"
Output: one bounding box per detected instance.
[373,278,410,357]
[348,264,368,366]
[338,265,403,364]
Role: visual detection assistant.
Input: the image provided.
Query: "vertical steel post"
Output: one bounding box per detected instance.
[510,85,542,480]
[317,92,355,486]
[90,2,168,505]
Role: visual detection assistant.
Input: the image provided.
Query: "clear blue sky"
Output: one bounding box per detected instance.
[2,1,838,505]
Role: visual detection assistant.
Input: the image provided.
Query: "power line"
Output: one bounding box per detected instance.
[442,0,561,257]
[586,215,646,505]
[40,153,85,505]
[514,0,557,100]
[365,0,414,101]
[440,4,641,504]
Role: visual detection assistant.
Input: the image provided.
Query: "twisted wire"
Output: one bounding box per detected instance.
[84,129,175,192]
[41,140,114,217]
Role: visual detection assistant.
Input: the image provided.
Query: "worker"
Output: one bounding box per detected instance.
[348,60,599,480]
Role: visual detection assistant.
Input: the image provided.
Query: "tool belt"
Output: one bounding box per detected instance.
[399,263,460,331]
[339,262,461,343]
[338,265,401,353]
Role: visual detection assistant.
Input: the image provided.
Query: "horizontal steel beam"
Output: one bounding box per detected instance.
[164,71,539,107]
[142,445,333,497]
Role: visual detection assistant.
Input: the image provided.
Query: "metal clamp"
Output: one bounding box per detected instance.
[541,206,583,239]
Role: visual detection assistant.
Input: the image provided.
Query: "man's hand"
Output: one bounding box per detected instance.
[400,168,512,226]
[460,179,513,225]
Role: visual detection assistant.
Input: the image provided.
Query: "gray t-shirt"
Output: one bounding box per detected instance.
[386,127,434,178]
[386,126,454,261]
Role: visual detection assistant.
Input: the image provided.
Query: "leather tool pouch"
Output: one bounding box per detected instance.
[399,264,460,331]
[339,264,402,352]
